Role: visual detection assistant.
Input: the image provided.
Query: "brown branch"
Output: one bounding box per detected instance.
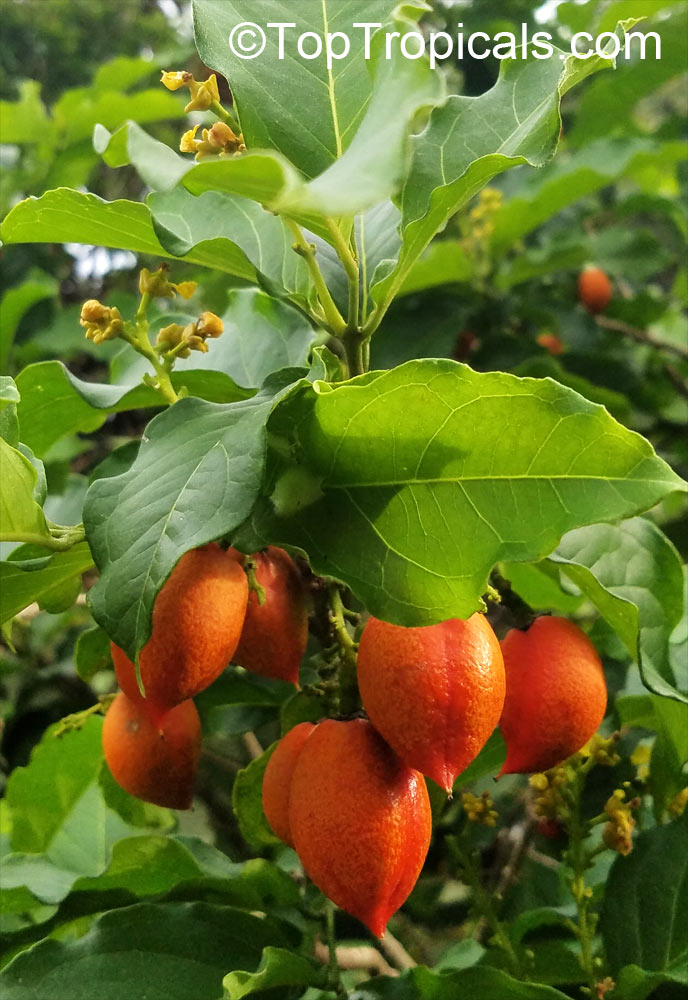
[663,363,688,401]
[314,940,398,977]
[596,316,688,360]
[379,928,417,970]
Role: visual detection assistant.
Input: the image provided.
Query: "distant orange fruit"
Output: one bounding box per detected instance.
[102,691,201,809]
[357,614,505,792]
[499,616,607,775]
[262,721,315,846]
[537,332,564,355]
[286,719,432,938]
[228,546,308,685]
[578,266,612,314]
[111,543,248,726]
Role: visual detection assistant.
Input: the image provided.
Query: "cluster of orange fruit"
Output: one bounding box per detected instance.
[103,544,607,938]
[103,543,307,808]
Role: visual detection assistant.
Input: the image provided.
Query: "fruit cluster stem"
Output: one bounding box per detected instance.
[563,773,600,995]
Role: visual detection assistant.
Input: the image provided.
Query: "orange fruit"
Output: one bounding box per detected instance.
[537,332,564,355]
[229,546,308,685]
[111,543,248,726]
[357,614,505,792]
[499,616,607,775]
[262,721,315,846]
[578,266,612,314]
[102,691,201,809]
[285,718,432,938]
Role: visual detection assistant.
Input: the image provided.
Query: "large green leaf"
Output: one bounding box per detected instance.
[223,947,326,999]
[192,0,396,179]
[0,190,258,280]
[491,139,688,252]
[275,11,444,218]
[15,360,251,458]
[549,519,687,702]
[84,369,304,659]
[368,27,629,322]
[0,271,58,373]
[148,187,313,308]
[241,360,685,626]
[600,811,688,975]
[0,543,94,625]
[0,902,289,1000]
[1,720,153,908]
[354,965,570,999]
[232,744,279,849]
[0,438,50,543]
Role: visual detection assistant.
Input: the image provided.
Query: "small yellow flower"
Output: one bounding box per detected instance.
[80,300,124,344]
[630,743,652,782]
[179,121,245,160]
[156,323,186,351]
[160,70,193,91]
[668,787,688,818]
[175,281,197,300]
[460,790,498,827]
[185,73,220,113]
[180,125,201,154]
[602,789,638,856]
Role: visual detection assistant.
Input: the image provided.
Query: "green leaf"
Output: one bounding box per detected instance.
[501,561,584,615]
[74,626,113,681]
[276,14,444,218]
[247,359,685,626]
[491,139,688,253]
[0,80,49,144]
[0,376,20,446]
[453,729,506,789]
[600,811,688,975]
[232,744,280,849]
[192,0,395,179]
[0,438,50,543]
[148,187,313,308]
[611,962,688,1000]
[549,518,687,702]
[94,120,191,192]
[0,901,289,1000]
[0,544,94,624]
[84,369,304,660]
[370,30,626,322]
[354,965,570,999]
[0,271,58,372]
[0,190,256,279]
[54,87,181,146]
[195,668,292,737]
[398,240,473,297]
[15,360,250,458]
[223,947,326,999]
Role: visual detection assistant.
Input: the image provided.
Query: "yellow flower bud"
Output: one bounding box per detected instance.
[80,299,108,323]
[175,281,197,300]
[196,311,223,339]
[80,302,124,344]
[185,74,220,113]
[668,787,688,818]
[180,125,201,154]
[161,70,193,91]
[139,265,175,298]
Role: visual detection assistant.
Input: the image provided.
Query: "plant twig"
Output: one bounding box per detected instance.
[596,315,688,360]
[379,928,417,970]
[286,219,347,338]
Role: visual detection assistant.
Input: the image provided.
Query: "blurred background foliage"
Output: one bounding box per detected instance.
[0,0,686,988]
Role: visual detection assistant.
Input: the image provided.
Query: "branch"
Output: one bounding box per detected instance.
[596,315,688,360]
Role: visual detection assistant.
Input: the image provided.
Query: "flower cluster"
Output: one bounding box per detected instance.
[601,789,639,856]
[79,300,124,344]
[161,71,221,113]
[460,790,498,827]
[529,765,575,821]
[139,265,196,300]
[156,311,224,358]
[180,121,245,160]
[579,733,621,768]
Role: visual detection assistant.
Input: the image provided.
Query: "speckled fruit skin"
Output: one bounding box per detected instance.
[357,614,505,792]
[499,616,607,775]
[111,544,248,726]
[228,546,307,686]
[578,267,612,313]
[262,721,315,846]
[102,691,201,809]
[287,718,432,938]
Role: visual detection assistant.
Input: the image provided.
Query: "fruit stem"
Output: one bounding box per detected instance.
[449,835,525,979]
[324,900,345,996]
[489,569,537,630]
[327,585,360,716]
[562,772,600,995]
[52,694,117,737]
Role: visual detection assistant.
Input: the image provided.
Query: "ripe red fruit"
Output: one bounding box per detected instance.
[499,616,607,775]
[111,543,248,726]
[578,267,612,314]
[228,546,308,685]
[261,721,315,846]
[357,614,505,792]
[537,332,564,355]
[102,691,201,809]
[263,718,432,938]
